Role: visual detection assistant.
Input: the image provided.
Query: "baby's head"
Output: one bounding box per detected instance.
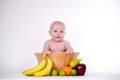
[49,21,66,42]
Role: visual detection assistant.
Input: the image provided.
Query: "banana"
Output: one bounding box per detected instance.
[23,56,47,76]
[33,55,53,77]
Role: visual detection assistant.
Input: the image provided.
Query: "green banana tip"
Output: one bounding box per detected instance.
[45,55,49,59]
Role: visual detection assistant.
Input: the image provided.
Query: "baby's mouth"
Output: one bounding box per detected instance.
[56,36,61,39]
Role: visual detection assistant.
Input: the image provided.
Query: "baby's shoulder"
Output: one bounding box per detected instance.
[44,40,51,44]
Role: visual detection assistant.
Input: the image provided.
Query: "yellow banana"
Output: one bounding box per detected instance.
[23,56,47,76]
[33,55,53,77]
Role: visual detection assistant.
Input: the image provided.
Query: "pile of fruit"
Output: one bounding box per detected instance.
[23,55,86,77]
[51,58,86,76]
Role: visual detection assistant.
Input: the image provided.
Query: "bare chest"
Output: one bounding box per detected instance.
[49,42,66,52]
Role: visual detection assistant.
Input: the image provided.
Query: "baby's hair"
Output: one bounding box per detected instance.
[50,21,65,30]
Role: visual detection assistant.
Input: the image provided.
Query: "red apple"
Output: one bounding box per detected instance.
[74,63,86,76]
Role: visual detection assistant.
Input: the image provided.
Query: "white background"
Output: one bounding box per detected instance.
[0,0,120,79]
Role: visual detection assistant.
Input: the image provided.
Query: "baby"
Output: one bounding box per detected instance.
[43,21,73,54]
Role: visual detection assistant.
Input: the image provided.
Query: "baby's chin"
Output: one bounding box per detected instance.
[53,39,63,42]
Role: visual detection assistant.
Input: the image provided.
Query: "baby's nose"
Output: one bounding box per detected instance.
[57,32,61,35]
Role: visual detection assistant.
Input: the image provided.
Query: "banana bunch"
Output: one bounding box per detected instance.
[23,55,53,76]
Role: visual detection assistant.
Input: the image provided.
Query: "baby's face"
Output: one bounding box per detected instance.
[49,23,65,42]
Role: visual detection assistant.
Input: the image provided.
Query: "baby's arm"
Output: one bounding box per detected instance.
[65,41,73,54]
[43,40,51,54]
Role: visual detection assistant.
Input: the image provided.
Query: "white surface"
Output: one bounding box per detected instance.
[0,72,120,80]
[0,0,120,78]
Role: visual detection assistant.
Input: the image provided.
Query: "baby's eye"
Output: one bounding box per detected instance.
[54,30,57,32]
[60,31,63,33]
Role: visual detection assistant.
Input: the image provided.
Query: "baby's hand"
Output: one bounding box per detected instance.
[65,49,73,54]
[44,51,51,54]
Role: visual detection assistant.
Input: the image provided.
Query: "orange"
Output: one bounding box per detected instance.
[62,66,72,76]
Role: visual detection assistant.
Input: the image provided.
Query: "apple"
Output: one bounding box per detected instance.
[74,63,86,76]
